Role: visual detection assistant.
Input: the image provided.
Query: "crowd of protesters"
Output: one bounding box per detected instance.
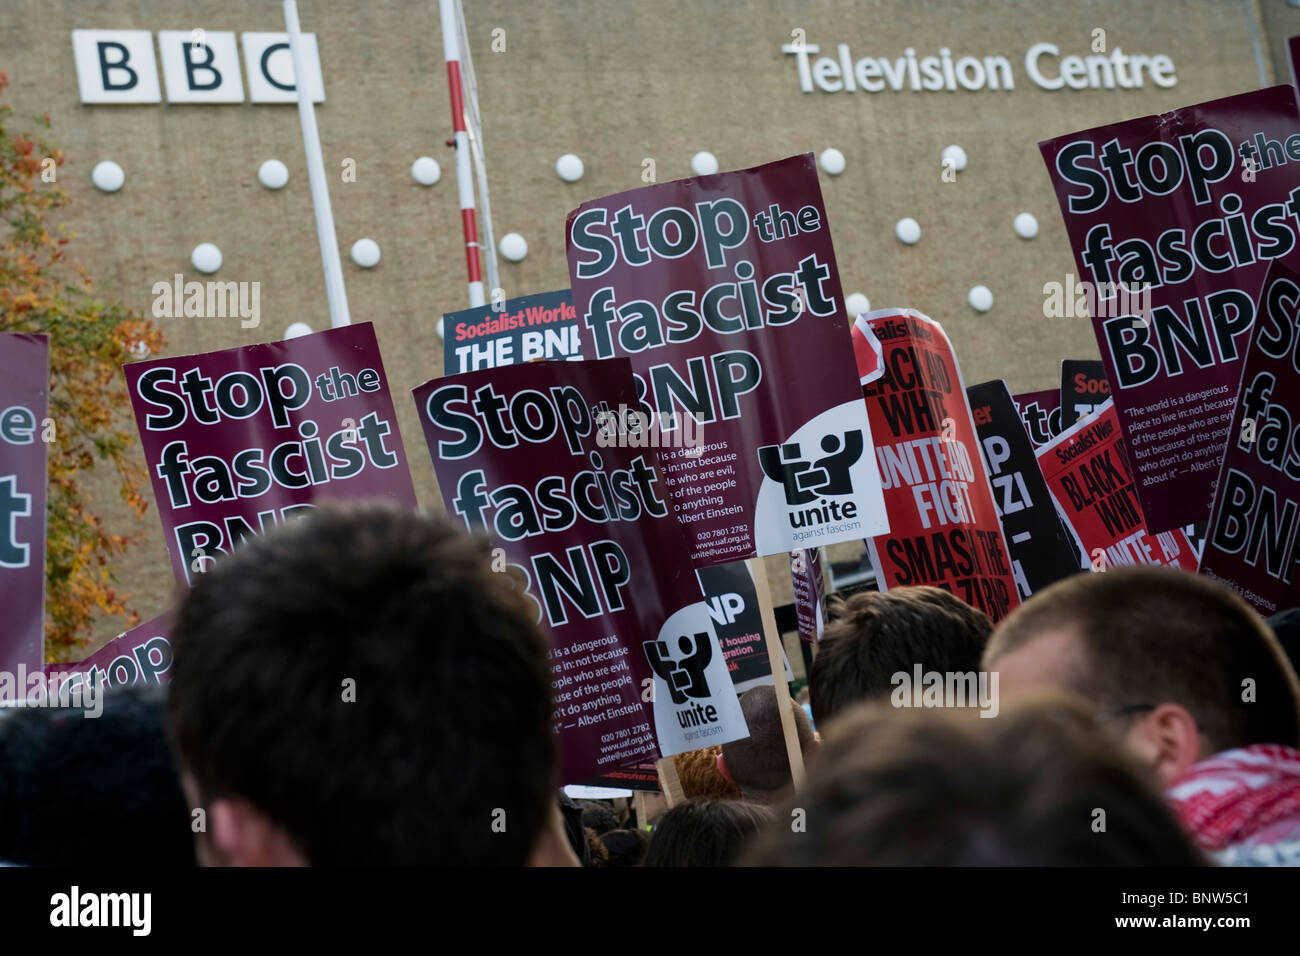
[2,504,1298,867]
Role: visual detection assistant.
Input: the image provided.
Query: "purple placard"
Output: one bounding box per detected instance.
[46,613,173,697]
[123,323,418,586]
[0,332,49,674]
[412,357,748,783]
[1199,258,1300,616]
[1013,388,1064,451]
[1040,85,1300,531]
[565,153,888,565]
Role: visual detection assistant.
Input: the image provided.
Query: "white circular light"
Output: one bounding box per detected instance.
[411,156,441,186]
[191,243,222,274]
[690,151,719,176]
[895,218,921,245]
[285,322,314,339]
[500,232,528,262]
[819,148,846,176]
[91,160,125,193]
[969,285,994,312]
[942,144,968,172]
[555,153,585,182]
[257,159,289,190]
[1014,212,1039,239]
[845,292,871,318]
[436,317,446,340]
[350,238,381,268]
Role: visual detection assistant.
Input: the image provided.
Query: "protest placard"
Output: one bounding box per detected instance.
[0,332,49,675]
[566,153,888,565]
[1036,398,1199,572]
[791,548,826,642]
[697,560,791,689]
[1061,359,1109,426]
[412,357,748,783]
[123,323,418,587]
[968,379,1081,599]
[854,310,1019,622]
[1013,387,1064,450]
[46,614,173,699]
[1199,258,1300,615]
[1041,85,1300,531]
[443,289,581,373]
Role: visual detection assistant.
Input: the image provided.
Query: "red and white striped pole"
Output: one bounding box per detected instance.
[440,0,486,307]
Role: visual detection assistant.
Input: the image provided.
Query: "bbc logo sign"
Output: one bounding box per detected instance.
[72,29,326,104]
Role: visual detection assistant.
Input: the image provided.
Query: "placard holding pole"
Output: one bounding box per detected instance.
[284,0,350,328]
[656,757,685,808]
[748,557,807,791]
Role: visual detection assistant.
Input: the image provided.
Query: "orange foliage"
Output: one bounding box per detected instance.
[0,72,164,660]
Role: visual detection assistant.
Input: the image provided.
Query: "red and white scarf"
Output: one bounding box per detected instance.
[1167,745,1300,866]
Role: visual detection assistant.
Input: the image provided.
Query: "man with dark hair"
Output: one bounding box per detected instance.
[984,567,1300,866]
[0,685,195,866]
[718,685,818,804]
[809,586,992,726]
[746,695,1206,866]
[166,503,573,866]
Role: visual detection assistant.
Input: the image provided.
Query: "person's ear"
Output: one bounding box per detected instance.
[1125,703,1204,785]
[208,798,308,867]
[716,751,734,784]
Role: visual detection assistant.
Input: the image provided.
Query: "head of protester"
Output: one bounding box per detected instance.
[984,567,1300,865]
[809,586,992,727]
[746,695,1207,866]
[718,684,818,804]
[166,503,568,866]
[0,684,196,867]
[643,799,773,867]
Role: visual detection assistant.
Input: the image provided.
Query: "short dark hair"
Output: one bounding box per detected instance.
[720,685,815,801]
[643,799,772,867]
[167,504,555,865]
[0,685,195,866]
[600,827,648,867]
[746,695,1207,866]
[810,587,992,726]
[985,568,1300,753]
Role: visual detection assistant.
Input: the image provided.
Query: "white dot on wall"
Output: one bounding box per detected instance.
[285,322,314,339]
[942,144,968,172]
[895,218,921,245]
[500,232,528,262]
[555,153,585,182]
[411,156,441,186]
[819,148,846,176]
[969,285,994,312]
[350,238,381,268]
[91,160,125,193]
[1014,212,1039,239]
[258,159,289,190]
[191,243,222,274]
[436,317,446,340]
[845,292,871,318]
[690,151,719,176]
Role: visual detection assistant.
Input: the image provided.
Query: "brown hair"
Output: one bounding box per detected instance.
[983,567,1300,753]
[745,695,1207,866]
[720,685,816,802]
[811,586,992,726]
[673,745,741,800]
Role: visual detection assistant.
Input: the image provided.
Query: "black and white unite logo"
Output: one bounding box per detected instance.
[644,632,722,728]
[758,431,864,531]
